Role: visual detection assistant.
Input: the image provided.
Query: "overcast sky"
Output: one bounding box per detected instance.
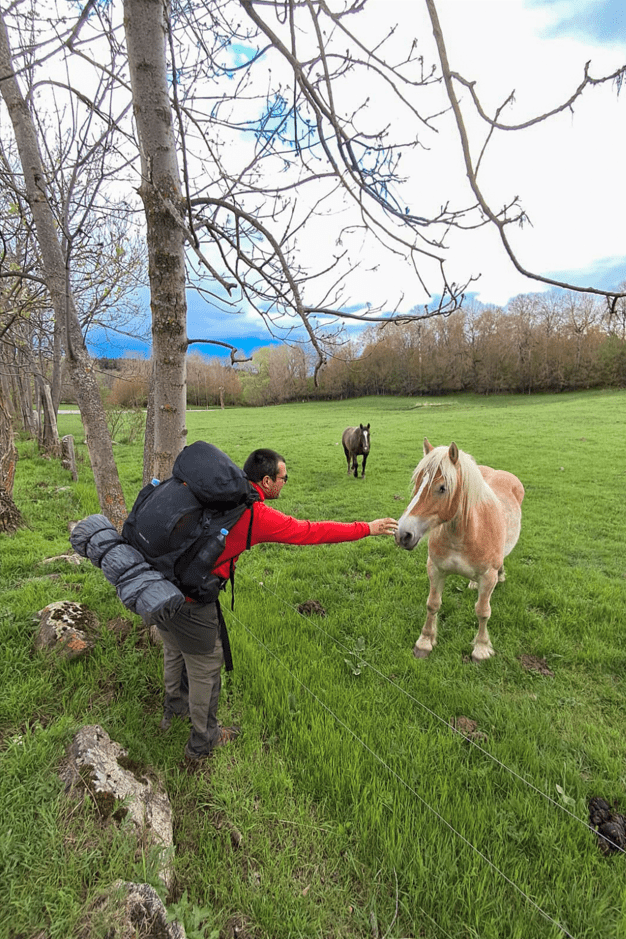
[91,0,626,361]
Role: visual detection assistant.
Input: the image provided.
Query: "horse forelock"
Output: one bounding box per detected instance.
[411,446,495,521]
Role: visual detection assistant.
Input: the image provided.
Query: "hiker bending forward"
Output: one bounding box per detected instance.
[157,447,398,761]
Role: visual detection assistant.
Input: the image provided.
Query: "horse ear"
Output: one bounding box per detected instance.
[423,437,433,454]
[359,423,364,430]
[366,423,370,430]
[449,442,459,464]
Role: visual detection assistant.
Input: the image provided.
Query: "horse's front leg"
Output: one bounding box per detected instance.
[352,456,358,478]
[471,569,499,662]
[414,557,446,659]
[361,452,368,478]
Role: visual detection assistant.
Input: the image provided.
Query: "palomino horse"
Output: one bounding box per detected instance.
[342,424,370,478]
[395,438,524,662]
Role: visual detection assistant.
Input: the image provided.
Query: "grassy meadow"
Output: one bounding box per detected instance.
[2,390,626,939]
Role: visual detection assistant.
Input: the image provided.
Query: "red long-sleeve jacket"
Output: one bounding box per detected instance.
[212,481,370,580]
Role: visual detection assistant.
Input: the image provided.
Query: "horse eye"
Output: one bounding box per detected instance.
[438,484,446,494]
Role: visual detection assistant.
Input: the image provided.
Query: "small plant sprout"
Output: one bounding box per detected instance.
[344,636,367,676]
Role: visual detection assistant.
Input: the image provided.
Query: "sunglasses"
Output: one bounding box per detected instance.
[276,474,288,482]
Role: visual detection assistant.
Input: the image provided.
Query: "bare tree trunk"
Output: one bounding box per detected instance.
[61,435,78,482]
[1,320,37,436]
[36,377,62,457]
[142,372,156,487]
[0,10,127,528]
[0,393,23,532]
[0,365,14,419]
[15,365,36,436]
[50,311,64,414]
[124,0,188,480]
[0,394,17,496]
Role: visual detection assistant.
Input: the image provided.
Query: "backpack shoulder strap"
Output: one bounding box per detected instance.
[246,502,255,550]
[225,502,256,611]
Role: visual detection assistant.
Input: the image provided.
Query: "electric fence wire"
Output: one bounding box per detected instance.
[227,578,578,939]
[238,569,621,854]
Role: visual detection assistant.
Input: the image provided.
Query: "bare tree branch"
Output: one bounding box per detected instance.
[425,0,626,301]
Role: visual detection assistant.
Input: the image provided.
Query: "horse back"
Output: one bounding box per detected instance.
[342,427,356,450]
[478,465,524,559]
[478,465,525,510]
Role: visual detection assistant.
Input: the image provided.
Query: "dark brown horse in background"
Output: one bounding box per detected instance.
[342,424,370,478]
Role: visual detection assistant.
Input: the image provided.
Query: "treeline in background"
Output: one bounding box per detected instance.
[94,288,626,409]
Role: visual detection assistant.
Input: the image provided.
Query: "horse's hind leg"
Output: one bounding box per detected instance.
[351,456,358,478]
[414,558,446,659]
[471,569,498,662]
[343,446,351,475]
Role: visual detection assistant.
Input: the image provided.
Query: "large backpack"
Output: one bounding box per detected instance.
[122,441,260,604]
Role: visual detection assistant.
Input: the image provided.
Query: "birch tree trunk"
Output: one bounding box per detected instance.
[124,0,188,480]
[0,11,127,528]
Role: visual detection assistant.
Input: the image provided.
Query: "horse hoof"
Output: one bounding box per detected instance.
[413,647,431,659]
[471,648,495,663]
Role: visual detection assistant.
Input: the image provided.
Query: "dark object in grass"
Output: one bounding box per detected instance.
[298,599,326,616]
[518,654,554,677]
[589,796,626,854]
[449,715,488,743]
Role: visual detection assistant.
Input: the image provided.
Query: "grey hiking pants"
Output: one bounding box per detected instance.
[157,599,225,756]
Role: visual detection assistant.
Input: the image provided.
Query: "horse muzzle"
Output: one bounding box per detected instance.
[395,526,421,550]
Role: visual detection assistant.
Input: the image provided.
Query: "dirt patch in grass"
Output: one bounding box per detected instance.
[224,912,258,939]
[518,654,554,677]
[298,599,326,616]
[449,716,488,742]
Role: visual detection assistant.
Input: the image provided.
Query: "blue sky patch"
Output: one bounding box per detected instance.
[529,0,626,43]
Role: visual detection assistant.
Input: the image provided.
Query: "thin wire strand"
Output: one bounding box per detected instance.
[226,604,576,938]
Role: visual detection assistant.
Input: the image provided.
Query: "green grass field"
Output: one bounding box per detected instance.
[2,391,626,938]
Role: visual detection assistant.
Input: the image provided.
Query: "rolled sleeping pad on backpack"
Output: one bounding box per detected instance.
[70,514,185,623]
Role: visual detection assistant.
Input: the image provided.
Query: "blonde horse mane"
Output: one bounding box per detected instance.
[412,445,497,524]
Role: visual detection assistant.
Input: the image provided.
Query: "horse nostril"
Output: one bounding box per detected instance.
[395,529,414,549]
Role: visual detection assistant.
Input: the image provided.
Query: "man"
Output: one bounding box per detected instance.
[156,447,398,762]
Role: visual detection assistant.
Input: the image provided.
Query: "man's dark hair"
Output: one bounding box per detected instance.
[244,448,285,483]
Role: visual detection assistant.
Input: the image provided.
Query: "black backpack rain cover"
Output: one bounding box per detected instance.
[122,441,259,603]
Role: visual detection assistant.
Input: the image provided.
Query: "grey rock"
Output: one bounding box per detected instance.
[34,600,98,659]
[60,724,175,889]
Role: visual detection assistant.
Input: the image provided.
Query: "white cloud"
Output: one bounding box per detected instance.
[409,0,626,304]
